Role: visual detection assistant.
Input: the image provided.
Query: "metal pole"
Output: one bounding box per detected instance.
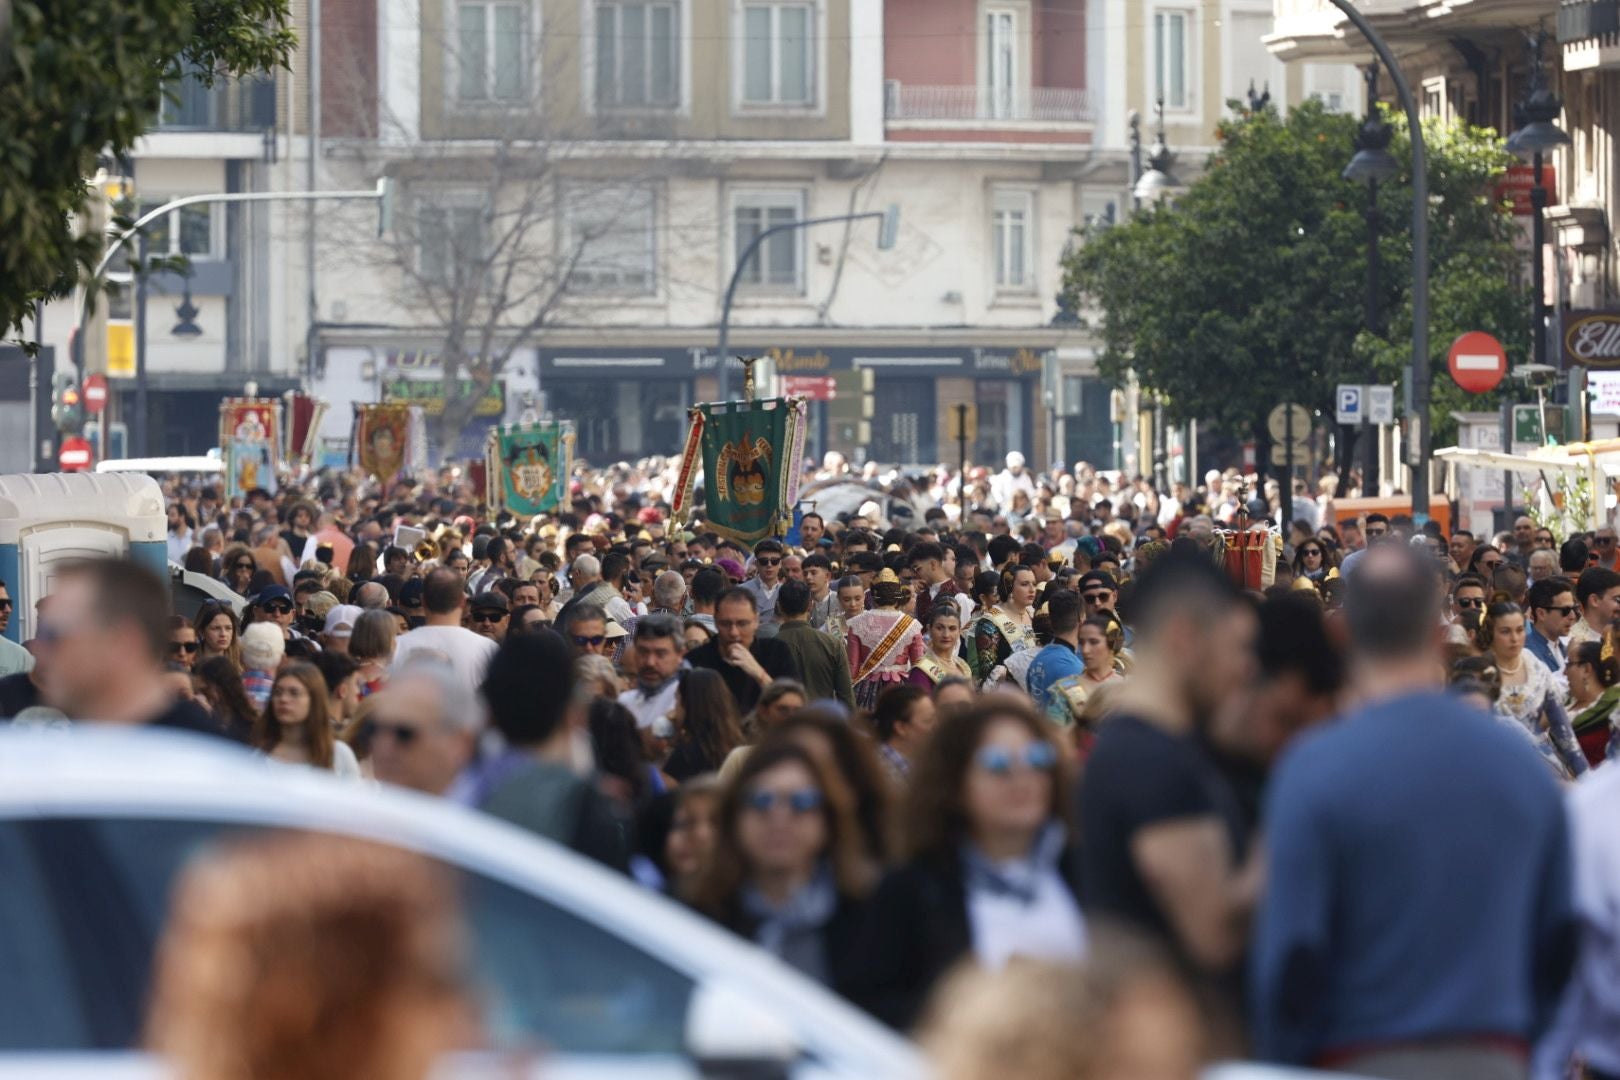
[30,299,42,472]
[716,211,887,401]
[1532,152,1548,371]
[1283,404,1295,527]
[1364,179,1381,496]
[957,404,968,516]
[1323,0,1429,522]
[133,231,148,458]
[1501,398,1513,520]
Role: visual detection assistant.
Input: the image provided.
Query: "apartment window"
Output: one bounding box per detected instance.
[565,186,657,294]
[596,2,679,109]
[418,198,489,285]
[984,7,1018,119]
[740,2,814,107]
[733,190,805,292]
[1154,10,1190,110]
[138,202,215,258]
[992,190,1034,292]
[456,1,527,103]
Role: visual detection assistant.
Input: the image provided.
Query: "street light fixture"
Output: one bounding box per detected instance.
[1507,31,1569,376]
[1132,98,1181,204]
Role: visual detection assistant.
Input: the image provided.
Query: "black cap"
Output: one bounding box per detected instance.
[470,591,509,613]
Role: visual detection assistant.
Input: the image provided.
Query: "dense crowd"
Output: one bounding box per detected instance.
[10,450,1620,1080]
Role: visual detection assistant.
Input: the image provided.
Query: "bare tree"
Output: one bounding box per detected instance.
[320,16,716,452]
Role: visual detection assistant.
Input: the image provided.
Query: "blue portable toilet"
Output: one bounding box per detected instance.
[0,473,167,643]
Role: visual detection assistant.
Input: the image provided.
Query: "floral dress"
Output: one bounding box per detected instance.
[1495,652,1588,779]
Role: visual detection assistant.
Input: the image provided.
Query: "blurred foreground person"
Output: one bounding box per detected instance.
[1078,551,1258,982]
[41,558,220,734]
[146,833,475,1080]
[920,937,1203,1080]
[1253,543,1575,1078]
[461,629,628,871]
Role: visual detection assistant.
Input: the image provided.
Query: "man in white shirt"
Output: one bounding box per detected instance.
[165,504,195,564]
[616,614,685,731]
[391,568,498,698]
[991,451,1038,510]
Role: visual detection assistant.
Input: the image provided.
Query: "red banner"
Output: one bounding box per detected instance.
[1494,164,1557,216]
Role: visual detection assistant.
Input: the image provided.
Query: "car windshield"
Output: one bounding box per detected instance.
[0,816,693,1054]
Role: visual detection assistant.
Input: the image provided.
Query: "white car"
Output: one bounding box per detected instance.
[0,728,926,1080]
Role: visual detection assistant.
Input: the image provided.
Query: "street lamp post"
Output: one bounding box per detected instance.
[73,182,392,458]
[1133,98,1181,206]
[716,207,899,401]
[1507,32,1570,379]
[1319,0,1430,522]
[1344,62,1400,498]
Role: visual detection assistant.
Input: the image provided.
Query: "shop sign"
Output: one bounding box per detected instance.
[381,376,505,417]
[1562,310,1620,369]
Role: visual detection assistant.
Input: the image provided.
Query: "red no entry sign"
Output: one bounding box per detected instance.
[1448,331,1508,394]
[58,436,92,472]
[83,374,108,415]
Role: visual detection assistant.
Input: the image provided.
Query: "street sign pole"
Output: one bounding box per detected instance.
[1283,405,1295,526]
[1500,397,1513,517]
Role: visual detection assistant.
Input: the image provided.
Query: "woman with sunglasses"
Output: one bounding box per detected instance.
[168,616,201,673]
[687,741,874,993]
[1467,544,1506,577]
[254,661,361,778]
[193,601,242,671]
[1475,602,1587,780]
[1566,639,1620,766]
[854,699,1083,1031]
[220,546,258,599]
[1292,538,1337,583]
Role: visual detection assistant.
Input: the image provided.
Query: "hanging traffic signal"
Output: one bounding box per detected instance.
[51,372,85,435]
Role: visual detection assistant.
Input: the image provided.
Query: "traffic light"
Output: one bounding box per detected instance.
[51,372,84,435]
[827,369,874,445]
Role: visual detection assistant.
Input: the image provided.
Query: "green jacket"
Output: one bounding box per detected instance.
[775,619,856,709]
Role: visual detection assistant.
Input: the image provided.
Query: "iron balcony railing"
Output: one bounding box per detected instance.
[884,83,1097,123]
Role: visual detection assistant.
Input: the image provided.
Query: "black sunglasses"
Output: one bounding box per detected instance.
[470,610,506,624]
[1082,590,1110,601]
[573,634,606,647]
[755,556,781,567]
[1456,597,1485,609]
[169,640,199,654]
[261,601,293,615]
[0,599,13,610]
[1543,605,1579,617]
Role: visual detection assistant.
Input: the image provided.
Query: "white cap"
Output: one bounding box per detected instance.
[323,604,363,638]
[1006,451,1026,469]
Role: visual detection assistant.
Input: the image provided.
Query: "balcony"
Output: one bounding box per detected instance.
[884,83,1096,125]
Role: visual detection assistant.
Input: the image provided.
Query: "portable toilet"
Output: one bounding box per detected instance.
[0,473,166,643]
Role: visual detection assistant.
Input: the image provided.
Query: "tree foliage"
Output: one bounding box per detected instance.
[1063,99,1526,452]
[0,0,295,340]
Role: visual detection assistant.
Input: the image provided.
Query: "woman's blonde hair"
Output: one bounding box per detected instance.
[146,833,471,1080]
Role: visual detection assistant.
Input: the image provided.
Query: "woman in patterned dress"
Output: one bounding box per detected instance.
[971,566,1038,687]
[908,603,973,692]
[1478,601,1587,779]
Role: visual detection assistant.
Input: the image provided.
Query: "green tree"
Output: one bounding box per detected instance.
[0,0,295,341]
[1063,99,1526,459]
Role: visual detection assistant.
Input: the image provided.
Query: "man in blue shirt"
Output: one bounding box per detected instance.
[1525,575,1577,678]
[1024,588,1082,707]
[1253,544,1575,1076]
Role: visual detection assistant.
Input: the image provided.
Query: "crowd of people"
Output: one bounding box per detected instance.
[10,451,1620,1080]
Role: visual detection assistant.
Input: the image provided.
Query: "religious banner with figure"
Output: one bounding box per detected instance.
[353,403,412,484]
[220,398,281,499]
[485,420,574,516]
[674,396,806,543]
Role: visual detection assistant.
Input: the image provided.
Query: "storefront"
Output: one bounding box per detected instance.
[536,343,1049,466]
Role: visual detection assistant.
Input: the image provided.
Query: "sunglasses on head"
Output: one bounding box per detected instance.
[169,640,199,654]
[975,742,1058,776]
[573,634,606,647]
[470,610,506,624]
[743,788,823,815]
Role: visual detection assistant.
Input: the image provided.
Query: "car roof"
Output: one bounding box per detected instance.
[0,728,921,1078]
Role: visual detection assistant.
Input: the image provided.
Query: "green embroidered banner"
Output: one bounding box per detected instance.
[486,421,572,516]
[690,399,804,543]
